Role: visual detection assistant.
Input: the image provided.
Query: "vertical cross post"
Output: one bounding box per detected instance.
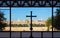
[26,11,37,38]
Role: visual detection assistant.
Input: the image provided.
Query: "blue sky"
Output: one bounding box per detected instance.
[0,7,57,20]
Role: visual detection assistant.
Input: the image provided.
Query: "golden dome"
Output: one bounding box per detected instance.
[24,19,29,23]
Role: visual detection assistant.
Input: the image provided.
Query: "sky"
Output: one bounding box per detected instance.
[0,7,57,20]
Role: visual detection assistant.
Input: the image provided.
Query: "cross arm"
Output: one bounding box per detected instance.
[26,15,37,17]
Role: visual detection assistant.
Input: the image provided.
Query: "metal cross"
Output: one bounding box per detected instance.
[26,11,37,38]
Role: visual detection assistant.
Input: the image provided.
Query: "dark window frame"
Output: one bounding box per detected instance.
[0,0,60,38]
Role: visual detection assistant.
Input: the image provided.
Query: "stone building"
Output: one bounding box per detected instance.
[5,19,46,26]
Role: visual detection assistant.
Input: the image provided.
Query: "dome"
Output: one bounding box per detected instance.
[24,19,29,23]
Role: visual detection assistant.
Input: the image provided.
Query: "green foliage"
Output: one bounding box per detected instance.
[11,24,20,27]
[45,8,60,30]
[22,24,29,27]
[32,24,39,27]
[0,11,7,31]
[46,17,52,26]
[40,24,45,27]
[32,24,45,27]
[7,24,45,27]
[8,24,29,27]
[46,17,52,31]
[53,8,60,30]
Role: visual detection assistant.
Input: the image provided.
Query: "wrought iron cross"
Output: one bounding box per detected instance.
[26,11,37,38]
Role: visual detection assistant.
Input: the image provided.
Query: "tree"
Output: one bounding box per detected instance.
[0,11,7,31]
[45,8,60,31]
[53,8,60,30]
[46,17,52,31]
